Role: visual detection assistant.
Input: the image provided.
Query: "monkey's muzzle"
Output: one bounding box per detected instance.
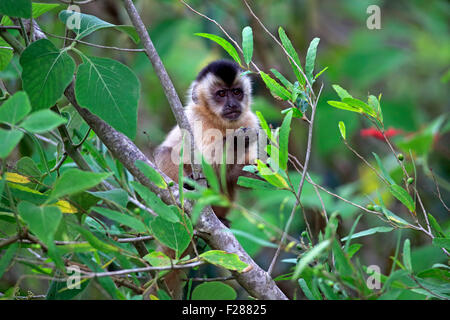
[222,106,242,120]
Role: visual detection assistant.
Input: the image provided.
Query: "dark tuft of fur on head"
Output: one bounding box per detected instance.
[196,60,242,86]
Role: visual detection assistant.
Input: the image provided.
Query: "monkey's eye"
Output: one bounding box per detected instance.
[216,90,226,97]
[232,88,243,96]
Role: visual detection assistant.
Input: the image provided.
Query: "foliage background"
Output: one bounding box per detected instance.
[0,0,449,299]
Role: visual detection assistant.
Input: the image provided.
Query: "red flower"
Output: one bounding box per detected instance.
[360,127,403,141]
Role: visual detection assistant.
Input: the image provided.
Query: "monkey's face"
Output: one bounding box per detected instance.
[213,85,245,121]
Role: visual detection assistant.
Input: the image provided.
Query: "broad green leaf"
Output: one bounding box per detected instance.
[0,91,31,125]
[75,55,140,139]
[293,239,331,279]
[428,214,444,237]
[368,95,383,122]
[0,0,31,18]
[372,152,395,185]
[389,184,415,213]
[279,109,293,171]
[49,169,112,201]
[432,238,450,251]
[0,38,13,71]
[19,110,67,133]
[73,225,119,253]
[199,250,249,272]
[298,278,317,300]
[58,10,139,42]
[332,239,353,277]
[18,201,62,245]
[332,84,352,100]
[342,97,377,118]
[20,39,75,110]
[191,282,237,300]
[327,101,361,113]
[341,226,394,242]
[143,251,172,267]
[135,160,167,189]
[202,157,220,193]
[93,207,147,233]
[87,189,128,208]
[403,239,412,272]
[0,128,23,159]
[16,156,41,178]
[31,3,60,18]
[237,176,276,190]
[278,27,305,85]
[256,160,289,189]
[260,71,291,101]
[195,33,241,66]
[270,68,294,91]
[305,37,320,81]
[130,181,179,223]
[242,26,253,66]
[149,216,192,259]
[338,121,346,140]
[0,242,18,278]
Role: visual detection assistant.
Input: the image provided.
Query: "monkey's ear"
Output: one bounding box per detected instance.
[191,83,199,104]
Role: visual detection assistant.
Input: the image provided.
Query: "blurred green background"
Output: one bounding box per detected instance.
[1,0,449,299]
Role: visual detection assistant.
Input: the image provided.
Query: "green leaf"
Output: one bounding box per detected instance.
[278,27,305,85]
[19,110,67,133]
[195,33,241,66]
[332,239,353,277]
[20,39,75,110]
[237,176,276,190]
[293,239,331,279]
[199,250,249,272]
[305,37,320,82]
[130,181,179,223]
[0,0,31,18]
[75,55,140,139]
[260,71,291,101]
[0,128,23,159]
[73,225,119,253]
[0,38,13,71]
[191,282,237,300]
[270,68,293,91]
[432,238,450,251]
[256,160,289,189]
[279,109,293,171]
[341,226,394,242]
[0,91,31,125]
[18,201,62,245]
[327,100,362,113]
[87,189,128,208]
[143,251,172,267]
[135,160,167,189]
[49,169,112,201]
[31,3,60,18]
[344,214,362,252]
[16,156,41,178]
[428,213,445,237]
[93,207,147,233]
[255,111,273,142]
[342,97,377,118]
[0,242,18,278]
[338,121,346,140]
[389,184,415,213]
[403,239,412,272]
[368,95,383,122]
[58,10,138,42]
[202,157,220,193]
[332,84,352,100]
[149,216,192,259]
[242,26,253,66]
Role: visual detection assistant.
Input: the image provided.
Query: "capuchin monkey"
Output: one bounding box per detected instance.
[154,59,260,223]
[153,60,261,299]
